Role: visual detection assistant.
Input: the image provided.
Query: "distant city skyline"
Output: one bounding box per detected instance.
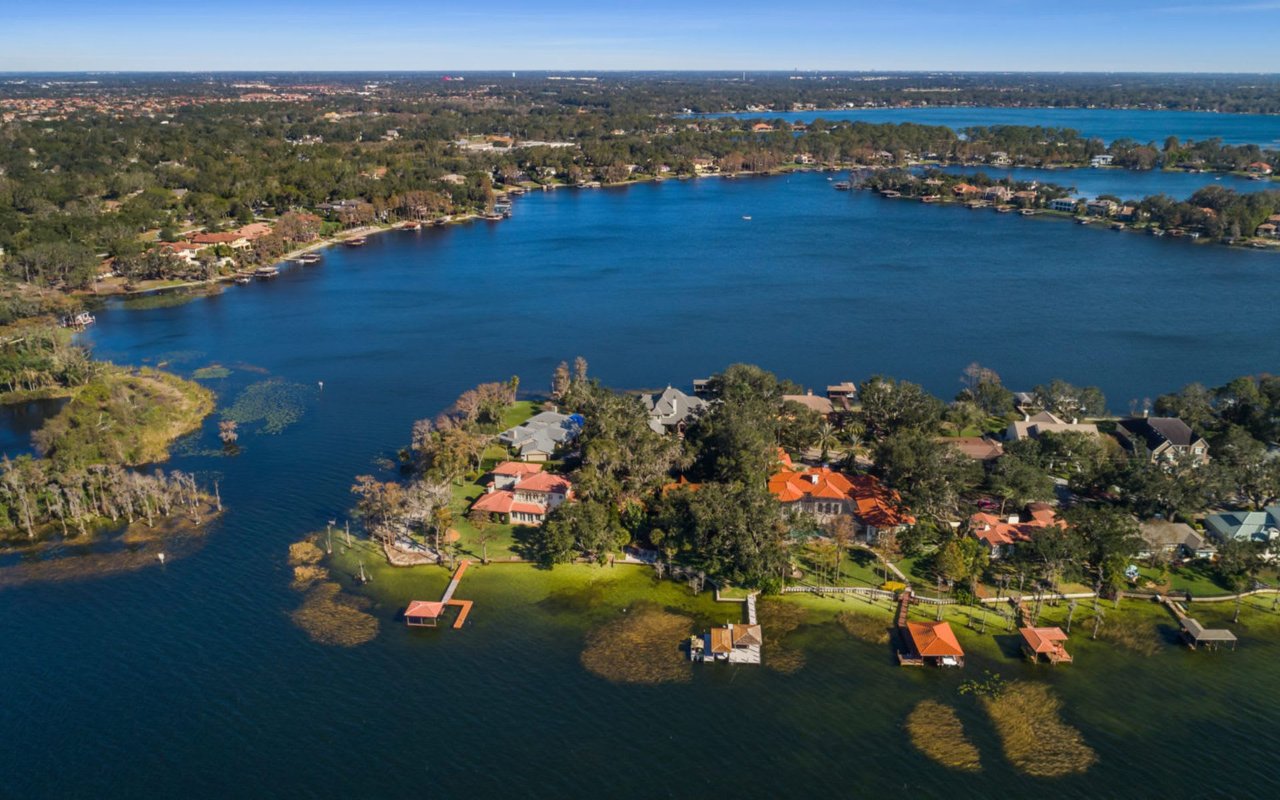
[3,0,1279,73]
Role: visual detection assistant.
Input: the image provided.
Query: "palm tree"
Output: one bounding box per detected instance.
[815,422,840,462]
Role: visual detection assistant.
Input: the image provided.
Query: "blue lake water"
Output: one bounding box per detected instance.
[708,106,1280,146]
[4,172,1280,798]
[931,164,1273,200]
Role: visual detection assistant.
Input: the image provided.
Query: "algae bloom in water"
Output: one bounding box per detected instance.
[580,604,694,685]
[906,700,982,772]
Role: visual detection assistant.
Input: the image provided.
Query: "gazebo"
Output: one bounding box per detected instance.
[404,600,446,627]
[1019,626,1073,664]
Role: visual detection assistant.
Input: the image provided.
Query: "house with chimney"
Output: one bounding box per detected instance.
[470,463,573,526]
[1005,410,1099,442]
[768,454,913,539]
[968,503,1064,559]
[641,386,707,435]
[1115,416,1209,465]
[782,390,834,416]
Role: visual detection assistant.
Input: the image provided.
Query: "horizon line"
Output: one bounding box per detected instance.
[5,69,1280,77]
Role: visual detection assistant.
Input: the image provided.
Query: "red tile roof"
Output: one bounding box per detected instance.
[514,472,572,494]
[1019,626,1069,654]
[492,461,543,477]
[906,621,964,657]
[471,490,516,514]
[405,600,445,618]
[969,504,1064,548]
[768,466,914,527]
[190,231,244,244]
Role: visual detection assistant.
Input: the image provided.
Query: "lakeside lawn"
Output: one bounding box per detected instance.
[442,399,542,562]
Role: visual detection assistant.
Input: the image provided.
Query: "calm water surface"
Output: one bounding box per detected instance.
[932,164,1274,200]
[3,174,1280,798]
[708,106,1280,146]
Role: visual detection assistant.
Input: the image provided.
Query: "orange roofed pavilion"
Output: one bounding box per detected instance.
[1019,626,1073,664]
[902,620,965,667]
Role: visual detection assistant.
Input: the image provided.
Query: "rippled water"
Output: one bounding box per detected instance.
[3,173,1280,798]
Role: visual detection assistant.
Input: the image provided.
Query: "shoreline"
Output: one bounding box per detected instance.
[868,189,1280,252]
[64,161,1277,316]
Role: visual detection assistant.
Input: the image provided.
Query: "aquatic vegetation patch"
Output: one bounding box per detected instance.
[980,681,1097,778]
[0,503,220,589]
[758,597,807,674]
[580,603,693,684]
[192,365,232,380]
[292,565,328,591]
[836,611,891,645]
[288,540,325,566]
[906,700,982,772]
[224,379,314,434]
[122,289,220,312]
[1093,614,1164,656]
[291,581,380,647]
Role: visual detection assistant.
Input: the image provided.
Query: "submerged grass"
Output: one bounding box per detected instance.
[836,611,891,645]
[290,581,380,647]
[288,540,324,566]
[981,681,1097,778]
[1091,613,1165,656]
[758,597,807,674]
[0,503,221,589]
[906,700,982,772]
[580,602,693,684]
[192,365,232,380]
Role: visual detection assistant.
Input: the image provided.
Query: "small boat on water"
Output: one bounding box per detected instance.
[234,276,252,284]
[344,236,367,247]
[298,252,322,264]
[833,181,851,190]
[1150,228,1166,237]
[1076,217,1091,225]
[742,215,752,221]
[482,213,504,221]
[1111,222,1126,231]
[253,266,279,279]
[1020,209,1037,217]
[59,311,95,329]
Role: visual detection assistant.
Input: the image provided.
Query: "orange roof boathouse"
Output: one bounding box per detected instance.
[1019,626,1073,664]
[404,560,474,629]
[899,620,965,667]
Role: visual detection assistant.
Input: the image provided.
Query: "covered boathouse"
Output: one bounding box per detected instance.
[899,620,965,667]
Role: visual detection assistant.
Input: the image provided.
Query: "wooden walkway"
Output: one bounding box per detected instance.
[895,589,912,628]
[441,560,470,603]
[442,560,472,629]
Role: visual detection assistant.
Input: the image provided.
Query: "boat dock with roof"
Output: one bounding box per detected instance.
[404,560,474,630]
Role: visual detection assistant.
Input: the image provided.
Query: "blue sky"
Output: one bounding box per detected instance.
[3,0,1279,72]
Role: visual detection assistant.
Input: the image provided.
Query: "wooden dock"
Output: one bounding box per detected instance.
[442,560,472,629]
[1159,594,1237,651]
[404,559,474,630]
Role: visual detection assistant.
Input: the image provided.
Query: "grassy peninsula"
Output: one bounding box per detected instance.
[33,367,214,468]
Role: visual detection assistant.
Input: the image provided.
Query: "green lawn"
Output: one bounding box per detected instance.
[797,547,897,588]
[1133,563,1231,597]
